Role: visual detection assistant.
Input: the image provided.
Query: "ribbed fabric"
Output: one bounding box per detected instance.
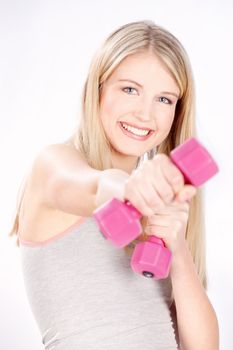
[19,217,179,349]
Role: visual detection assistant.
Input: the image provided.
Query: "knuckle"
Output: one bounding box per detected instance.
[162,190,174,201]
[156,183,173,201]
[172,174,184,185]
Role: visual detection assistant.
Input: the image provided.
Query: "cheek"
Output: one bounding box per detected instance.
[156,111,175,132]
[99,98,114,129]
[153,109,176,144]
[100,89,128,120]
[99,95,120,135]
[99,94,111,128]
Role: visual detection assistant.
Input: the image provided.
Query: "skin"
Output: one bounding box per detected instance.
[98,51,219,349]
[99,51,180,173]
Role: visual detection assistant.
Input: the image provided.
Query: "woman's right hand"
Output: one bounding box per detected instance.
[123,153,196,217]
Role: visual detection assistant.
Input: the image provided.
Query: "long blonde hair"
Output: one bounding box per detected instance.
[9,20,206,288]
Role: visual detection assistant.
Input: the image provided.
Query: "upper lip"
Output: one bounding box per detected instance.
[120,121,153,131]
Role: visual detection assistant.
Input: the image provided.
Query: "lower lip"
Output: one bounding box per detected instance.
[119,122,154,141]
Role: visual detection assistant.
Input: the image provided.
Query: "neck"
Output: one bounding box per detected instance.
[110,150,140,174]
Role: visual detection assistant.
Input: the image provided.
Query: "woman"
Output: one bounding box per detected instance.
[10,20,219,349]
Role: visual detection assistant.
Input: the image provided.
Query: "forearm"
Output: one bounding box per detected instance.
[95,169,129,208]
[170,242,219,350]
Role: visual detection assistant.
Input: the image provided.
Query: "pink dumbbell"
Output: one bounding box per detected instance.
[131,137,219,279]
[93,138,219,279]
[93,198,142,247]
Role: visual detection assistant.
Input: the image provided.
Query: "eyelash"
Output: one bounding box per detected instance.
[122,87,172,105]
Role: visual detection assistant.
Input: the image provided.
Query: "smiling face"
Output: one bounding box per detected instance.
[99,51,180,172]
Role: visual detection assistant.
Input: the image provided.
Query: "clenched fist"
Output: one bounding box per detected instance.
[144,197,196,255]
[123,153,196,217]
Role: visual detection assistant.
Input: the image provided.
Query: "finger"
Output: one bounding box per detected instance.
[145,220,184,240]
[145,224,170,237]
[150,162,175,204]
[159,155,185,194]
[145,199,189,217]
[125,190,155,217]
[147,209,189,228]
[175,185,197,202]
[136,179,166,210]
[146,215,171,227]
[157,200,190,214]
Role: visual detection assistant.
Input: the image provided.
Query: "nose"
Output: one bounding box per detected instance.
[133,97,154,122]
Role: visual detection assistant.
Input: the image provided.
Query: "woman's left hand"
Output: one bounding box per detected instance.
[144,198,192,256]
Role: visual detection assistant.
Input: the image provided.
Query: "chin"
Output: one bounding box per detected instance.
[113,145,149,158]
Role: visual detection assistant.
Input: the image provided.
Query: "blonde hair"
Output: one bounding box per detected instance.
[9,20,207,288]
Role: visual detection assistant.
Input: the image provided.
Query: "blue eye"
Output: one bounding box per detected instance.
[122,87,138,95]
[159,97,172,104]
[122,88,172,104]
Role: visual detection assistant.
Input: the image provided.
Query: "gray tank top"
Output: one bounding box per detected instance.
[18,216,179,349]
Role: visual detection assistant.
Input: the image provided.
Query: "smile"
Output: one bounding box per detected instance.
[119,122,154,141]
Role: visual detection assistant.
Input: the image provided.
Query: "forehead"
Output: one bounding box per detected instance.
[107,52,179,92]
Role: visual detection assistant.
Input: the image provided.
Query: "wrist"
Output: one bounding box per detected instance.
[170,240,193,277]
[95,169,129,208]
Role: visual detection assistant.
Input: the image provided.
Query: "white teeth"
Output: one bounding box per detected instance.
[121,122,150,136]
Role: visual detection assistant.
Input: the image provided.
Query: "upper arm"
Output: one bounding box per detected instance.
[31,144,101,217]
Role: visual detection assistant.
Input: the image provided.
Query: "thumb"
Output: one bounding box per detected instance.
[175,185,197,202]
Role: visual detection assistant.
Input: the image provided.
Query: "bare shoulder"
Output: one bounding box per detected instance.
[32,142,90,181]
[24,143,83,207]
[30,142,99,205]
[18,143,100,243]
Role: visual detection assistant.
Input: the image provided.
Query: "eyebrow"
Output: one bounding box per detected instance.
[118,79,180,99]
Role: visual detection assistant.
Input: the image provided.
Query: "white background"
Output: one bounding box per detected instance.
[0,0,232,349]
